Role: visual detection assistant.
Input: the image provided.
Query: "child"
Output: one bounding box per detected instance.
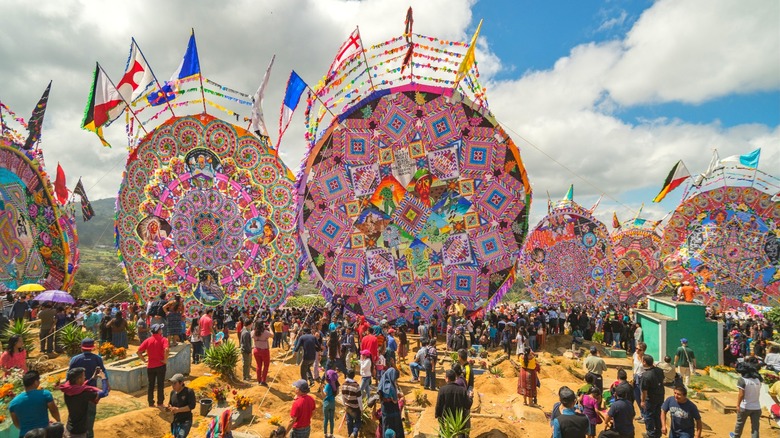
[322,369,339,438]
[359,349,372,399]
[580,386,605,438]
[375,350,386,383]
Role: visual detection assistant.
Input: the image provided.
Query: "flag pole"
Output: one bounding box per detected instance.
[356,26,376,92]
[132,38,176,119]
[193,29,208,115]
[98,63,149,136]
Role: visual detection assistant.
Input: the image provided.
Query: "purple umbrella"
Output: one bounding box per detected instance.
[33,290,75,304]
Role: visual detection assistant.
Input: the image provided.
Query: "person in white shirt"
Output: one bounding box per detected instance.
[515,329,527,359]
[731,359,762,438]
[764,345,780,372]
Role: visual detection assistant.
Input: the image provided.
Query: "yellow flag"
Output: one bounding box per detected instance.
[455,19,483,85]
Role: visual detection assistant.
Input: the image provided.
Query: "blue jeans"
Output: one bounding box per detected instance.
[642,402,662,438]
[409,362,422,380]
[290,426,311,438]
[612,332,621,347]
[360,376,372,399]
[202,334,212,350]
[669,431,693,438]
[424,366,435,389]
[171,420,192,438]
[346,408,362,437]
[323,399,335,435]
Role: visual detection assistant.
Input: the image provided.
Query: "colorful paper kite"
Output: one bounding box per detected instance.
[610,218,667,304]
[520,196,614,305]
[660,169,780,308]
[1,100,78,292]
[116,114,300,317]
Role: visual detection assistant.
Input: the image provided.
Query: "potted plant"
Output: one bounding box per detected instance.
[212,386,228,408]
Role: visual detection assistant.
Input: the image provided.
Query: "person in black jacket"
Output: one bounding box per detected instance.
[435,369,472,436]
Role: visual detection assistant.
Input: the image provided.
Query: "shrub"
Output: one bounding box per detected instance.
[58,324,86,356]
[283,295,326,308]
[202,341,240,380]
[126,321,137,343]
[489,366,504,378]
[438,409,470,438]
[592,332,604,343]
[1,320,35,354]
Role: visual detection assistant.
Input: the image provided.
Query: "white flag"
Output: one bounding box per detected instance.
[251,55,275,137]
[117,40,155,102]
[694,149,720,186]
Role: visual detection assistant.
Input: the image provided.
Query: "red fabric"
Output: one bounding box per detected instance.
[199,314,213,337]
[254,347,270,383]
[290,394,316,429]
[54,163,68,204]
[138,333,168,368]
[361,334,379,363]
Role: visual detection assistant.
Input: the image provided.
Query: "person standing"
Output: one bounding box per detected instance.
[253,320,273,386]
[240,319,253,381]
[640,354,665,438]
[731,360,763,438]
[10,295,27,323]
[166,374,196,438]
[8,370,61,437]
[137,323,169,407]
[340,369,363,438]
[517,349,540,406]
[584,346,607,391]
[37,302,56,355]
[188,318,202,364]
[295,327,319,384]
[677,281,696,302]
[60,367,109,438]
[359,349,373,399]
[378,367,405,438]
[67,338,109,436]
[551,386,589,438]
[199,309,214,351]
[673,338,696,387]
[108,311,128,349]
[661,385,702,438]
[322,369,339,438]
[435,369,472,437]
[163,294,185,346]
[423,339,438,391]
[285,379,316,438]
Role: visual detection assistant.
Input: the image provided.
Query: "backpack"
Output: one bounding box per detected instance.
[149,300,166,317]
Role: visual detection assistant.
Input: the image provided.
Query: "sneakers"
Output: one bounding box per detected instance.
[260,382,269,387]
[729,434,735,438]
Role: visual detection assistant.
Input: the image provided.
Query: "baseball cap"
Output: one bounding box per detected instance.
[558,386,576,404]
[151,323,165,333]
[81,338,96,351]
[680,338,688,344]
[360,349,371,356]
[169,373,185,383]
[292,379,310,393]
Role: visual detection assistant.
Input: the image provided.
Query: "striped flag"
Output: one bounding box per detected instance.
[81,63,125,147]
[277,71,307,148]
[652,160,690,202]
[23,81,52,150]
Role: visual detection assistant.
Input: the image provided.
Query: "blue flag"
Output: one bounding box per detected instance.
[147,31,201,106]
[719,148,761,169]
[277,71,308,147]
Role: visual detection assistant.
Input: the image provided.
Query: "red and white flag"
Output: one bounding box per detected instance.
[117,40,155,102]
[327,28,363,77]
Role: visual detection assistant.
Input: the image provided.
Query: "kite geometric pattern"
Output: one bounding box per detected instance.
[299,88,532,322]
[116,114,300,317]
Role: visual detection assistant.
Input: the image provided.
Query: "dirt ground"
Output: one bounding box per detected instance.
[31,332,778,437]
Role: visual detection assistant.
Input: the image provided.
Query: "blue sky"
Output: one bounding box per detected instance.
[0,0,777,229]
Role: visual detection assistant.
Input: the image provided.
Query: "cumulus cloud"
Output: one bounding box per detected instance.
[0,0,777,232]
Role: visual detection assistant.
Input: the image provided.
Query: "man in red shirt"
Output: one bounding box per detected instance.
[285,379,316,438]
[199,310,214,350]
[137,323,170,407]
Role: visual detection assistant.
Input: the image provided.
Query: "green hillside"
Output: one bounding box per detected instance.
[74,197,117,249]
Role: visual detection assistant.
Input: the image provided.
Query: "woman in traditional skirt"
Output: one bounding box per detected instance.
[163,294,184,346]
[517,349,540,406]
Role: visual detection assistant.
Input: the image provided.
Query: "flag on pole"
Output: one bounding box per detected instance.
[54,163,68,205]
[454,19,483,85]
[719,148,761,169]
[400,7,415,74]
[562,184,573,201]
[251,55,275,137]
[326,28,362,80]
[612,212,620,229]
[652,160,690,202]
[277,71,307,148]
[73,178,95,221]
[147,31,201,106]
[118,40,155,102]
[589,194,603,213]
[694,149,720,186]
[81,63,125,147]
[23,81,52,150]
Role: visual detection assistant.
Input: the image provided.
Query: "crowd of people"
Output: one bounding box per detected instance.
[1,289,779,438]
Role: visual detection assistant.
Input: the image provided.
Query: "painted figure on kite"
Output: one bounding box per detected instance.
[297,10,532,322]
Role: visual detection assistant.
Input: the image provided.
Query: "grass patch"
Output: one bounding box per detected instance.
[691,374,733,392]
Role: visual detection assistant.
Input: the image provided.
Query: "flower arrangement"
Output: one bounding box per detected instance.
[268,415,282,426]
[0,383,15,400]
[97,342,127,361]
[712,365,736,373]
[234,394,251,410]
[212,386,227,402]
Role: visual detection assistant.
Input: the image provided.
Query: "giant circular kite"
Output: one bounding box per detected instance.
[0,137,74,292]
[661,184,780,307]
[298,88,532,322]
[116,114,300,316]
[611,222,666,304]
[520,199,614,304]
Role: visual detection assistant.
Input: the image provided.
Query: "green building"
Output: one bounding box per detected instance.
[635,296,723,367]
